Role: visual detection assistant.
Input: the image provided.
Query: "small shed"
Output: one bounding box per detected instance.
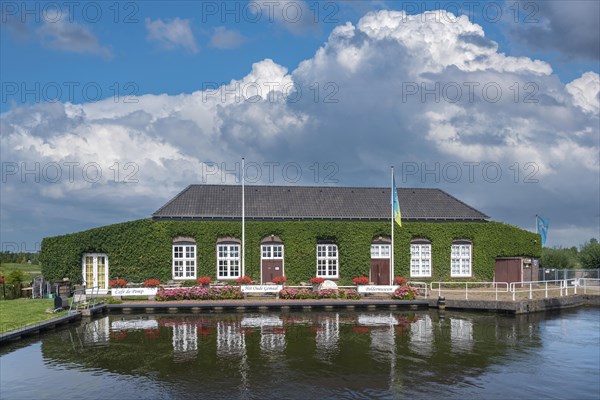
[495,257,538,288]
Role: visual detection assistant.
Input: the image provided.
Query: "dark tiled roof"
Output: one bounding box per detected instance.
[152,185,488,221]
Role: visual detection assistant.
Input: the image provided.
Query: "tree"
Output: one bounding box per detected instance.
[579,238,600,269]
[540,247,576,269]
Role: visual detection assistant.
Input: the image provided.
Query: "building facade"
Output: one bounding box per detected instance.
[41,184,541,291]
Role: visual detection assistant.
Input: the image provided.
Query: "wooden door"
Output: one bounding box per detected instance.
[370,259,390,285]
[262,260,282,283]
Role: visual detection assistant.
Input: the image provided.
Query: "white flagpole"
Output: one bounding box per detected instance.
[391,165,394,286]
[242,157,245,278]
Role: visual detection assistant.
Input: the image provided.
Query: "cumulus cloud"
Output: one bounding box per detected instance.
[0,10,113,58]
[566,72,600,114]
[2,9,598,248]
[506,0,600,60]
[210,26,248,49]
[145,17,198,53]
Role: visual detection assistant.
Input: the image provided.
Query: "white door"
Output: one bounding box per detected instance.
[82,253,108,293]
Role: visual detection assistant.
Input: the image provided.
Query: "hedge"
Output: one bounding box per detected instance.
[40,219,541,285]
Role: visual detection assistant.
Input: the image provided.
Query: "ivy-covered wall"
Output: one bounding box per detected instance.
[40,219,541,285]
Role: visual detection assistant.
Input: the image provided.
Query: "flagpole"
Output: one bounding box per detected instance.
[391,165,394,286]
[242,157,245,278]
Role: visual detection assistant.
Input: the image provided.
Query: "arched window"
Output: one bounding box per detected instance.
[317,242,338,278]
[216,237,241,279]
[370,237,391,259]
[173,237,196,280]
[410,239,432,277]
[451,240,472,277]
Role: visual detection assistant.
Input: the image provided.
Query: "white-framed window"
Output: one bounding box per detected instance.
[82,253,109,292]
[317,244,338,278]
[217,244,240,279]
[173,241,196,280]
[261,244,284,259]
[410,240,432,277]
[370,244,391,258]
[451,241,472,277]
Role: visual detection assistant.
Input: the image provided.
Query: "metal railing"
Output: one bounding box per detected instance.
[431,281,509,300]
[408,281,429,298]
[69,286,99,314]
[578,278,600,295]
[509,279,579,301]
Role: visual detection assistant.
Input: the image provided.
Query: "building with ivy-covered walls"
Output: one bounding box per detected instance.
[40,184,541,292]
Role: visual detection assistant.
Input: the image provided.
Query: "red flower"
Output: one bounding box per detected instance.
[236,275,252,284]
[272,275,287,284]
[109,278,127,288]
[0,276,4,285]
[143,278,160,288]
[393,276,407,286]
[197,276,212,285]
[352,276,369,285]
[310,277,325,284]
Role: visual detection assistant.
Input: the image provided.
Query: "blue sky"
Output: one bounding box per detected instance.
[1,0,599,251]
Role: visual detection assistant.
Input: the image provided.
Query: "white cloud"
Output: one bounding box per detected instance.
[145,18,198,53]
[36,15,112,58]
[566,72,600,115]
[2,9,598,248]
[210,26,247,49]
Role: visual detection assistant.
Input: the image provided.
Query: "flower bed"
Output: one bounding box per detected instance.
[279,287,360,300]
[391,286,420,300]
[155,285,243,301]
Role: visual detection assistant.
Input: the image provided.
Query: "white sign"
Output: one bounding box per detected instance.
[112,288,158,296]
[240,285,282,293]
[357,285,399,293]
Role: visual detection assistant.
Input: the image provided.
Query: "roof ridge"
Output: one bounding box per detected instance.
[436,190,490,219]
[187,183,441,190]
[152,184,193,216]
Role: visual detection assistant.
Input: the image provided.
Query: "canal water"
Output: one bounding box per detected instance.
[1,307,599,399]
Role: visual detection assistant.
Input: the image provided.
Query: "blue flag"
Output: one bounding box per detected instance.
[536,216,549,246]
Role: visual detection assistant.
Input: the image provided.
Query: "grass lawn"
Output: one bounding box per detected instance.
[0,263,42,280]
[0,298,67,334]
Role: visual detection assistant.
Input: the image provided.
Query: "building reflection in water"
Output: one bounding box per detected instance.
[450,318,473,353]
[314,314,340,361]
[410,314,433,356]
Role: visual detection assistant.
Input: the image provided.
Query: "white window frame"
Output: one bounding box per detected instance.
[217,244,241,279]
[451,242,472,278]
[317,244,339,278]
[172,243,196,280]
[370,244,391,259]
[410,241,432,278]
[82,253,109,294]
[261,244,284,260]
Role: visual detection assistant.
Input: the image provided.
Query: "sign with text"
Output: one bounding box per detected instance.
[357,285,399,293]
[240,285,282,293]
[112,288,158,296]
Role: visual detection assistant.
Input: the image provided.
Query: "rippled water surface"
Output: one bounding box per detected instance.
[1,307,599,399]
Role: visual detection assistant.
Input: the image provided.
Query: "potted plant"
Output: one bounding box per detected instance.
[235,275,252,285]
[143,278,160,288]
[393,276,407,286]
[352,276,369,286]
[197,276,212,287]
[272,275,287,286]
[310,277,325,291]
[109,278,128,288]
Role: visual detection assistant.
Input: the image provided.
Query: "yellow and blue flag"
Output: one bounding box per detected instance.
[392,176,402,226]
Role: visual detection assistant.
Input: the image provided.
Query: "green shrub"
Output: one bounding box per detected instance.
[40,219,540,284]
[6,270,26,286]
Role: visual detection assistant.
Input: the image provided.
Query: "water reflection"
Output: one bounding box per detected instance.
[2,308,598,399]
